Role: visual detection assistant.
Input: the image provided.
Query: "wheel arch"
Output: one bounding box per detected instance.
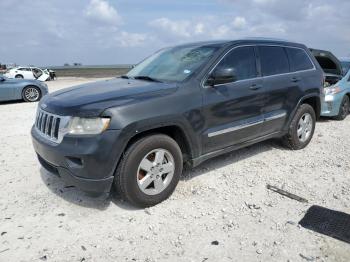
[301,95,321,119]
[284,94,321,132]
[122,124,194,163]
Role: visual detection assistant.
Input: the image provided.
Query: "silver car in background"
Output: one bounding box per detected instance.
[0,76,48,102]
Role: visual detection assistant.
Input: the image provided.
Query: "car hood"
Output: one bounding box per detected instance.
[40,78,178,117]
[309,48,343,76]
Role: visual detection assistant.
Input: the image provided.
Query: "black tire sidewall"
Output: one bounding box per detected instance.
[289,104,316,150]
[116,135,183,207]
[337,95,349,120]
[23,86,41,102]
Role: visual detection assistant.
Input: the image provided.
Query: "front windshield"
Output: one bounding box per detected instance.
[127,45,220,82]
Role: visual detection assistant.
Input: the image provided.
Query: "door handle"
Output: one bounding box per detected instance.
[250,84,262,90]
[291,77,301,82]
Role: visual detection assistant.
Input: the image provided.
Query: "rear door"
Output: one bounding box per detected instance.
[201,46,265,154]
[258,46,297,135]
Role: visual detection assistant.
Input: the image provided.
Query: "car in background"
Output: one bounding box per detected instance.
[0,76,48,102]
[340,58,350,75]
[309,48,343,86]
[321,68,350,120]
[4,66,50,81]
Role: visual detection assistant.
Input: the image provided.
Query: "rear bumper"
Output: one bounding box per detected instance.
[31,126,122,193]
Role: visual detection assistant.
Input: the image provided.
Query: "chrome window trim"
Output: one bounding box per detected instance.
[202,44,316,88]
[208,112,286,137]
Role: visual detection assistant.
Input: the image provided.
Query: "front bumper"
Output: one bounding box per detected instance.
[321,94,342,117]
[31,126,122,194]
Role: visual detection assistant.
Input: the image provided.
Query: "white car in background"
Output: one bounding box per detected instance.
[4,67,50,81]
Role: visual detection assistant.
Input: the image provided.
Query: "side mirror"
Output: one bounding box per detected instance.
[206,67,237,86]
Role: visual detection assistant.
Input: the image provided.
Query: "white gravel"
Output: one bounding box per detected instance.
[0,77,349,262]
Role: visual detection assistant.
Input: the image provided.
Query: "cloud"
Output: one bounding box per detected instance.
[0,0,349,66]
[149,16,286,43]
[84,0,122,26]
[115,32,148,47]
[232,16,247,29]
[149,18,192,38]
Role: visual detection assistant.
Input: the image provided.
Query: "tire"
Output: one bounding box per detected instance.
[22,86,42,102]
[334,95,349,121]
[15,74,24,79]
[114,134,183,207]
[282,104,316,150]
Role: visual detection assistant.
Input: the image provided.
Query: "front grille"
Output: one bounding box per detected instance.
[35,109,62,142]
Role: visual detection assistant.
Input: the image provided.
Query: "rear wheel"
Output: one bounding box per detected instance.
[114,134,183,207]
[15,74,24,79]
[334,95,349,121]
[22,86,41,102]
[282,104,316,150]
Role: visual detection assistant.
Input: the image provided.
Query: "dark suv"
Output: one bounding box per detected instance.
[32,39,323,207]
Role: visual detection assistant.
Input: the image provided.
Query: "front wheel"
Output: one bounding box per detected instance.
[22,86,41,102]
[15,74,24,79]
[282,104,316,150]
[114,134,183,207]
[334,95,349,121]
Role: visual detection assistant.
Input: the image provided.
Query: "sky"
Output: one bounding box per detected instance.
[0,0,349,66]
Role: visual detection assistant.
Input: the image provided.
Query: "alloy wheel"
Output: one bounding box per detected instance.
[136,149,175,196]
[297,113,313,143]
[24,87,40,102]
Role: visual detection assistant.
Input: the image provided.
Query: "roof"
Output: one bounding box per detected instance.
[174,38,303,49]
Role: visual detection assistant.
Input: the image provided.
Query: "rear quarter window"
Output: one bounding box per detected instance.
[286,48,314,72]
[259,46,290,76]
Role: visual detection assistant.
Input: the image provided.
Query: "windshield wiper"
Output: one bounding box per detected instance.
[133,75,162,82]
[120,75,129,79]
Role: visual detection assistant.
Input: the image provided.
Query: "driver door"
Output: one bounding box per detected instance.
[201,46,265,154]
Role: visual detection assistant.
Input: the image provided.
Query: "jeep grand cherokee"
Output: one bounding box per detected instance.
[32,39,324,207]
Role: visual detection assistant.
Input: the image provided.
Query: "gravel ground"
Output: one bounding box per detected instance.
[0,77,349,262]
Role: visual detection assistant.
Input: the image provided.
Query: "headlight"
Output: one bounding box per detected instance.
[68,117,110,135]
[325,86,341,95]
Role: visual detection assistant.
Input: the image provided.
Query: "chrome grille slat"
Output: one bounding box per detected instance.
[44,115,50,135]
[51,117,57,138]
[34,109,68,143]
[41,114,47,133]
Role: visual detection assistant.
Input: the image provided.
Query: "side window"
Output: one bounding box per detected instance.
[214,46,257,82]
[259,46,289,76]
[286,48,314,72]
